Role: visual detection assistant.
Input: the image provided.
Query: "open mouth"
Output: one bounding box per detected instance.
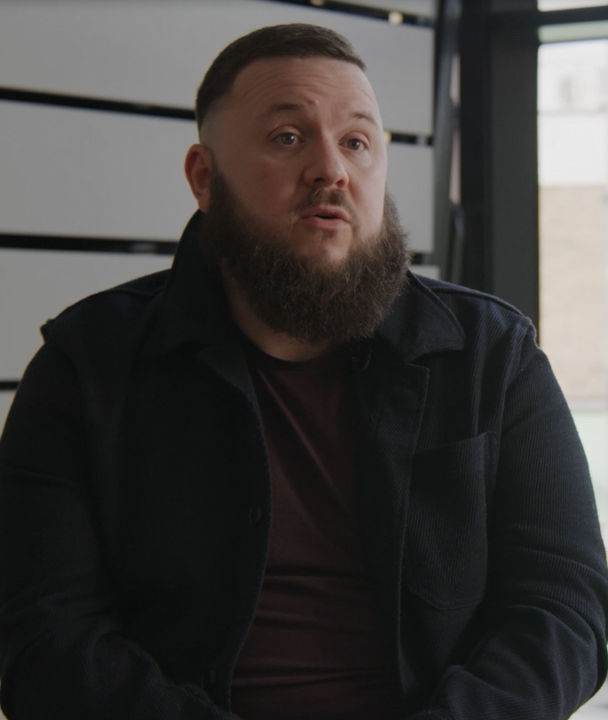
[302,213,348,231]
[304,207,349,223]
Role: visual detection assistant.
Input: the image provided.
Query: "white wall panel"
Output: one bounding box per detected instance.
[1,101,434,251]
[0,102,198,238]
[0,392,15,436]
[0,249,171,379]
[386,144,434,253]
[539,114,607,186]
[412,264,440,279]
[0,0,433,135]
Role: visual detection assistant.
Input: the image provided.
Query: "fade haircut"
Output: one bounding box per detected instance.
[195,23,366,132]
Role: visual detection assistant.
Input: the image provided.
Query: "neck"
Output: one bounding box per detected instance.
[222,271,331,362]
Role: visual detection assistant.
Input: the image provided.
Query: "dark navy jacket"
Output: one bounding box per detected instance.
[0,211,607,720]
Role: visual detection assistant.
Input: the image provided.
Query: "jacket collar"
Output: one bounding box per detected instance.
[375,271,466,363]
[143,211,466,361]
[143,211,233,357]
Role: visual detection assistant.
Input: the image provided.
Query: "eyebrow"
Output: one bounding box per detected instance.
[259,102,379,127]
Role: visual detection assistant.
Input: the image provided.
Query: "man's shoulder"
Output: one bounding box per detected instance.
[410,272,534,337]
[42,269,171,348]
[412,272,524,314]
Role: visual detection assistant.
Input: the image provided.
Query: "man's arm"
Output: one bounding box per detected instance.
[0,344,234,720]
[408,325,608,720]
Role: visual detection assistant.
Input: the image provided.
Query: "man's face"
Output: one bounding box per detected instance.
[198,56,388,267]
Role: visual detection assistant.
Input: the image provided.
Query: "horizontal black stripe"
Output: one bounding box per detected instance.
[388,131,434,146]
[0,87,194,121]
[409,253,426,265]
[0,230,434,258]
[0,233,177,255]
[270,0,434,27]
[0,87,432,145]
[494,5,608,31]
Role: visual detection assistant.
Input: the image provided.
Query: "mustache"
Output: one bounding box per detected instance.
[294,188,359,225]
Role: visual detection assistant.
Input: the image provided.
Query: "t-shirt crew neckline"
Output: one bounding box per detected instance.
[237,329,344,372]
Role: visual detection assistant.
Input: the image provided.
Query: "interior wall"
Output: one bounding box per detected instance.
[0,0,437,431]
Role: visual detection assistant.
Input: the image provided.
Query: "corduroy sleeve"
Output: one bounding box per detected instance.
[408,324,608,720]
[0,343,236,720]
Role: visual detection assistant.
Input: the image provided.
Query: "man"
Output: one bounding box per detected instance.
[0,23,606,720]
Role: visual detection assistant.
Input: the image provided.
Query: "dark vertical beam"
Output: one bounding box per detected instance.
[490,13,539,327]
[430,0,462,279]
[460,0,493,294]
[459,0,539,327]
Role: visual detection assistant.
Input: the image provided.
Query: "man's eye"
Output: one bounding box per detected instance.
[275,133,298,146]
[345,138,365,151]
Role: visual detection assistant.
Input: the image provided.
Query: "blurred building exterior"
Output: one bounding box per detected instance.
[538,38,608,537]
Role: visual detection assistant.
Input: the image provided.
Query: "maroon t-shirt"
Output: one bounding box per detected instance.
[230,338,402,720]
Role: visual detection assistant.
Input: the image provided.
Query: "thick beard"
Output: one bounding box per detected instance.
[200,165,410,345]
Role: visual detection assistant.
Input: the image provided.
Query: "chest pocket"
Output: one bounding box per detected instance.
[404,432,497,609]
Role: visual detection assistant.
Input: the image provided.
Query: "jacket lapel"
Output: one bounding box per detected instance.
[143,211,259,408]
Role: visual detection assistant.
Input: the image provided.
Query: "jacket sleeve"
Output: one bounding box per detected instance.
[408,324,608,720]
[0,343,237,720]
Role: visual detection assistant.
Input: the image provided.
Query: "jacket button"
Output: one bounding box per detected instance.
[249,506,263,526]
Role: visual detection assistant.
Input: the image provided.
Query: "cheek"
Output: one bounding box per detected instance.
[350,152,386,219]
[359,180,386,232]
[231,162,295,215]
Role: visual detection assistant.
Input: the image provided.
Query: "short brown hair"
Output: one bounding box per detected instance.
[195,23,366,131]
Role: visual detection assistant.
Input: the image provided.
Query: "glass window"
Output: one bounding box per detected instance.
[538,39,608,546]
[539,1,608,10]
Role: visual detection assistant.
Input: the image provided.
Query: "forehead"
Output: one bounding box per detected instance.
[222,56,381,124]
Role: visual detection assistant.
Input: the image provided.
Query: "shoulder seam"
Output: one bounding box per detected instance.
[51,270,169,316]
[426,283,529,319]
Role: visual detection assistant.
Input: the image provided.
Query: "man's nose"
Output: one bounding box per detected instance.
[303,138,348,189]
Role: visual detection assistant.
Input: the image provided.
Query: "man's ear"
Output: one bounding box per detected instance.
[184,144,213,213]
